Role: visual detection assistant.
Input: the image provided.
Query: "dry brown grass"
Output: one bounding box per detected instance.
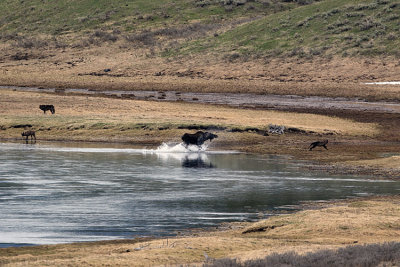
[0,89,379,141]
[1,196,399,266]
[348,156,400,169]
[1,44,400,101]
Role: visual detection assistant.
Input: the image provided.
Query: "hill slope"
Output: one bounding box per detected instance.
[1,0,399,58]
[0,0,297,35]
[177,0,400,58]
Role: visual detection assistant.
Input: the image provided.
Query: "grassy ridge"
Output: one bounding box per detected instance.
[180,0,400,57]
[1,0,173,34]
[0,0,399,58]
[0,0,296,35]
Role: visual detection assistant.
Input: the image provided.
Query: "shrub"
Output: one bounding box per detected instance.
[387,33,397,40]
[15,36,48,49]
[327,19,350,30]
[345,12,365,18]
[11,52,29,60]
[92,30,119,42]
[351,3,378,11]
[125,22,218,47]
[287,46,306,57]
[384,14,400,21]
[125,30,156,46]
[0,32,19,41]
[223,52,241,62]
[358,18,381,31]
[297,0,314,5]
[376,0,389,5]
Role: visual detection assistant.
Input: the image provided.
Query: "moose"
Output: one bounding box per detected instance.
[181,131,218,147]
[39,105,55,114]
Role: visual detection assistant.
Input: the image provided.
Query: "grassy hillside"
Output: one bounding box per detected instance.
[0,0,298,35]
[178,0,400,58]
[0,0,399,59]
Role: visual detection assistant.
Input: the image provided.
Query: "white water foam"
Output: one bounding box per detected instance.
[144,142,232,163]
[153,142,210,153]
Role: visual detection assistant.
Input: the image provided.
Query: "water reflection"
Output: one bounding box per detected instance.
[182,154,214,168]
[0,142,399,246]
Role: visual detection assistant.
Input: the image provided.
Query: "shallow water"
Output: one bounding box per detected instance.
[1,142,399,247]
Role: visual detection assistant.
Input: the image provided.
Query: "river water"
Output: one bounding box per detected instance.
[1,142,399,247]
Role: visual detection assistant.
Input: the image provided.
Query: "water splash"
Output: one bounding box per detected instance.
[145,142,211,163]
[153,142,209,153]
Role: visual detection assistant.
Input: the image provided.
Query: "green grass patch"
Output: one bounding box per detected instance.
[0,0,297,36]
[178,0,400,58]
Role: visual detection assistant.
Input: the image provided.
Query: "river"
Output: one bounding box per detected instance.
[1,142,399,247]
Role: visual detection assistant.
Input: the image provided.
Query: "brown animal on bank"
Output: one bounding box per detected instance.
[21,130,36,141]
[309,140,328,151]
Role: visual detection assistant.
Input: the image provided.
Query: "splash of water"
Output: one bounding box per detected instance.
[142,142,211,163]
[153,142,209,153]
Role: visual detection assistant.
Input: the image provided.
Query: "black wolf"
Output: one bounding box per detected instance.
[309,140,328,151]
[39,105,55,114]
[21,130,36,141]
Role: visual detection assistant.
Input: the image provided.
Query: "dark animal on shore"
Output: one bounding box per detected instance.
[21,130,36,141]
[309,140,328,151]
[39,105,55,114]
[181,131,218,147]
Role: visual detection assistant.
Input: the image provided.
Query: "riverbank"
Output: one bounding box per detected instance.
[0,88,399,179]
[1,195,399,266]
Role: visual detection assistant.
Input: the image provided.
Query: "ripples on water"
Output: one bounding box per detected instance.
[0,142,399,247]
